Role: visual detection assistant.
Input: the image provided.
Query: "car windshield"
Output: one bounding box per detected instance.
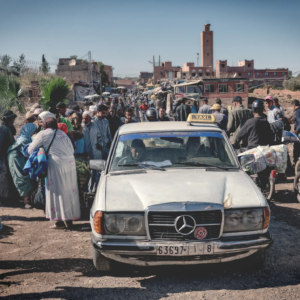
[109,131,237,172]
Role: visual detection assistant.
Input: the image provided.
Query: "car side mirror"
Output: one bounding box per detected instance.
[90,159,106,171]
[238,154,255,170]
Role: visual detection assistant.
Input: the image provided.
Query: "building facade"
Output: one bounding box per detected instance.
[181,63,214,80]
[56,58,100,84]
[115,79,135,90]
[154,61,181,82]
[215,59,288,80]
[139,72,153,84]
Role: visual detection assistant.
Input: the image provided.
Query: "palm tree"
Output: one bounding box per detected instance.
[0,74,25,119]
[40,77,70,112]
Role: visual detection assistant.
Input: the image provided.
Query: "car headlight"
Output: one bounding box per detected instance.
[223,208,264,233]
[103,213,146,236]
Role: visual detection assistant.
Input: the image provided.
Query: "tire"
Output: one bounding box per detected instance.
[92,247,111,272]
[295,160,300,177]
[293,172,300,203]
[242,249,266,270]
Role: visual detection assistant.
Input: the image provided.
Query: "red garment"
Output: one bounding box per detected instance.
[139,104,149,112]
[57,123,68,134]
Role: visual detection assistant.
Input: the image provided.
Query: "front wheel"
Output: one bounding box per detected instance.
[242,249,266,270]
[92,247,111,273]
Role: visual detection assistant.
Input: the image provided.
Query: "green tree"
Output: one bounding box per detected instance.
[97,62,109,85]
[0,54,12,69]
[12,53,26,75]
[70,55,78,59]
[288,70,293,79]
[39,54,50,74]
[0,74,25,118]
[40,77,70,112]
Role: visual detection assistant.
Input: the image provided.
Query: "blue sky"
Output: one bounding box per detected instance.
[1,0,299,77]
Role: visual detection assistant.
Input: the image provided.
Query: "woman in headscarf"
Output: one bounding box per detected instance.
[7,123,37,207]
[27,116,80,229]
[0,110,18,203]
[116,105,125,121]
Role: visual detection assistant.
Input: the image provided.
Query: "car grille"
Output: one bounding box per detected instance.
[148,211,222,241]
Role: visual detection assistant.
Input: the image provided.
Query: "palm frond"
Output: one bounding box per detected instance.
[40,77,70,111]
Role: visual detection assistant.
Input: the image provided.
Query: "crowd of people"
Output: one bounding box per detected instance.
[0,91,299,230]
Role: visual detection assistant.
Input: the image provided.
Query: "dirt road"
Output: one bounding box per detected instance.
[1,179,300,300]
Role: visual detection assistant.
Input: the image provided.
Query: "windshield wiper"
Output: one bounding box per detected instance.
[118,163,165,171]
[176,162,236,170]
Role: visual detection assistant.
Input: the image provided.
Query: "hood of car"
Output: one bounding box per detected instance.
[103,169,266,212]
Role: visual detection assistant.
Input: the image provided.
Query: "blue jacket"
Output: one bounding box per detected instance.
[23,145,47,179]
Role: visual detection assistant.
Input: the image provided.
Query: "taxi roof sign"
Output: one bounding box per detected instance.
[187,113,216,123]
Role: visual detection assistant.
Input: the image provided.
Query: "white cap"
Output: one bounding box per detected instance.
[83,111,92,118]
[89,105,97,112]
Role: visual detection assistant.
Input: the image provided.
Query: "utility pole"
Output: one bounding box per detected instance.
[88,51,93,94]
[159,55,161,84]
[153,55,155,85]
[99,64,102,95]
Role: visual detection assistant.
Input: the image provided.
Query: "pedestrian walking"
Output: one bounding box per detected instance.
[227,96,253,147]
[198,98,211,114]
[27,116,80,229]
[7,123,37,208]
[210,104,228,130]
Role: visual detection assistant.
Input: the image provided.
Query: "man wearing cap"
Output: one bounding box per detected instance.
[227,96,253,147]
[265,96,281,123]
[198,98,211,114]
[0,110,18,203]
[210,104,228,130]
[89,105,97,117]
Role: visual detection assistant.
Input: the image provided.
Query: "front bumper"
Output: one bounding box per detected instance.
[92,232,273,266]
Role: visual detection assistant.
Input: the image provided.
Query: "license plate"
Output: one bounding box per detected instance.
[157,243,214,256]
[157,245,189,256]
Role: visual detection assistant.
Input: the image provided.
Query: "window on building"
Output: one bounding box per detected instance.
[198,70,203,77]
[221,64,225,68]
[283,72,285,75]
[234,83,245,93]
[238,73,242,76]
[182,73,186,78]
[207,53,209,56]
[162,63,164,67]
[192,70,196,77]
[187,86,202,94]
[274,72,277,76]
[257,73,260,76]
[28,90,33,97]
[207,40,209,42]
[218,84,229,93]
[206,70,210,76]
[204,84,215,93]
[248,64,251,67]
[265,72,269,76]
[248,73,251,76]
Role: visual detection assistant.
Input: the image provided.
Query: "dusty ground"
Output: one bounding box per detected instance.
[1,178,300,300]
